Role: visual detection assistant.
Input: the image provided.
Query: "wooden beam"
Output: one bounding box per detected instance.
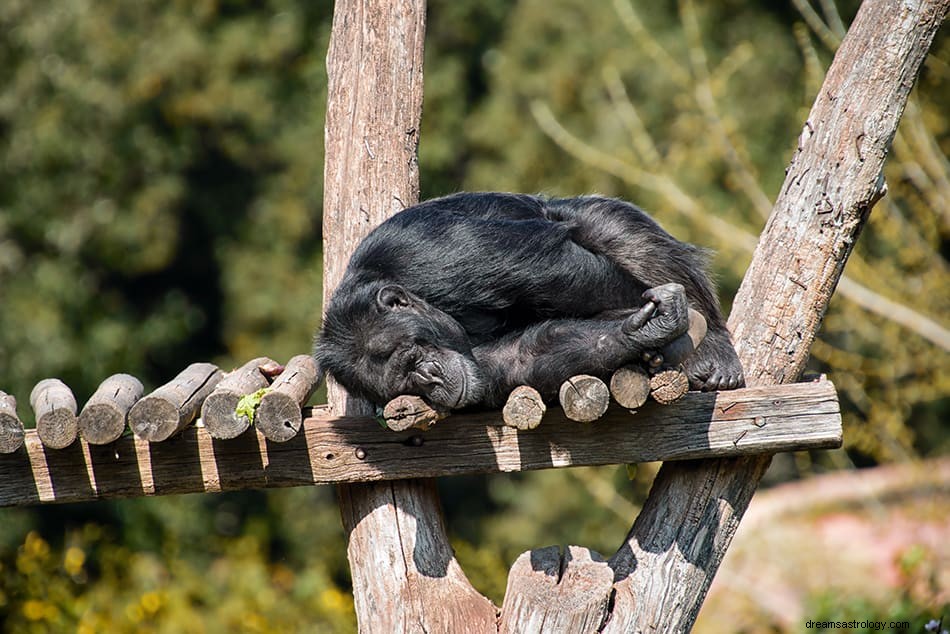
[598,1,950,632]
[0,381,840,508]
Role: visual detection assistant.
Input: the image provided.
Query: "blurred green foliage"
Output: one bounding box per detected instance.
[0,0,947,631]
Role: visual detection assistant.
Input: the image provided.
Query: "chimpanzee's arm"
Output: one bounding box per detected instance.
[472,284,689,407]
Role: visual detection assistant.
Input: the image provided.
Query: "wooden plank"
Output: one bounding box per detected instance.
[0,381,840,508]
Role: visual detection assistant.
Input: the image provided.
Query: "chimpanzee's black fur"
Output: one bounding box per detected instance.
[315,192,744,409]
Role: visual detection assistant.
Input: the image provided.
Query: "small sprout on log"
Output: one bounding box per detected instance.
[609,365,651,410]
[649,369,690,405]
[202,357,275,439]
[382,395,448,431]
[502,385,546,430]
[236,388,270,424]
[0,391,25,454]
[130,363,223,442]
[559,375,610,423]
[78,374,143,445]
[30,379,79,449]
[256,355,320,442]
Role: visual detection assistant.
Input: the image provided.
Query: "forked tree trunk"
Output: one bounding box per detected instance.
[321,0,948,631]
[321,1,497,631]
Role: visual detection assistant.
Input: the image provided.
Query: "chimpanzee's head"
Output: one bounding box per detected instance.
[315,282,485,409]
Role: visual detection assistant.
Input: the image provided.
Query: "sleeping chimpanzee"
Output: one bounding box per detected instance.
[315,192,744,410]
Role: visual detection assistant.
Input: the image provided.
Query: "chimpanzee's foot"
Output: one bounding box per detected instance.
[621,283,690,352]
[683,329,745,391]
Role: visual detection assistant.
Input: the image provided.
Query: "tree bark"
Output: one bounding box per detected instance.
[602,1,950,632]
[322,1,497,630]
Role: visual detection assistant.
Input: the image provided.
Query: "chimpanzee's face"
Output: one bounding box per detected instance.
[316,284,485,409]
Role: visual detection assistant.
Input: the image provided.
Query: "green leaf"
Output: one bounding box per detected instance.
[235,387,270,424]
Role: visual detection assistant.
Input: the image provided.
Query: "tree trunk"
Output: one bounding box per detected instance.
[321,1,497,631]
[602,1,949,631]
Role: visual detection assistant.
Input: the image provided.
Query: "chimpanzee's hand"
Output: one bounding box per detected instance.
[620,283,689,353]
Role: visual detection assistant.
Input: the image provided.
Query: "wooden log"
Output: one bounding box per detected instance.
[502,385,546,430]
[559,375,610,423]
[0,381,843,507]
[649,369,690,405]
[0,391,25,454]
[609,365,651,410]
[30,379,78,450]
[603,2,950,631]
[256,355,320,442]
[382,395,448,431]
[78,374,143,445]
[129,363,223,442]
[499,546,613,633]
[201,357,275,440]
[322,1,496,629]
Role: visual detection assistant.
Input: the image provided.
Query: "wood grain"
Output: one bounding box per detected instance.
[0,381,840,508]
[0,391,25,454]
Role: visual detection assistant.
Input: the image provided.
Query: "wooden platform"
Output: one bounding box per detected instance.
[0,380,841,508]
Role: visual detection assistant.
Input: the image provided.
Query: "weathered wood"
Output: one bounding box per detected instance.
[256,355,319,442]
[30,379,79,450]
[499,546,614,633]
[338,479,499,633]
[0,391,25,454]
[502,385,546,430]
[559,375,610,422]
[78,374,143,445]
[382,395,448,431]
[0,381,841,507]
[129,363,223,442]
[649,369,690,405]
[601,2,950,632]
[609,365,651,410]
[322,0,497,630]
[202,357,275,440]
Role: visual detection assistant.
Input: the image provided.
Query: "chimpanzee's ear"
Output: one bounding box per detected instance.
[376,284,412,310]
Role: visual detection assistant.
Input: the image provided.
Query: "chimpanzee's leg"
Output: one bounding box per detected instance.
[473,284,689,407]
[543,196,745,390]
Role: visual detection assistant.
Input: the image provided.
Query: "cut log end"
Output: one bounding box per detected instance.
[0,392,24,454]
[256,391,303,442]
[30,379,79,449]
[129,397,182,442]
[201,392,251,440]
[78,403,126,445]
[36,410,79,450]
[649,369,690,405]
[610,365,652,410]
[559,375,610,423]
[382,395,448,431]
[502,386,546,430]
[0,413,25,454]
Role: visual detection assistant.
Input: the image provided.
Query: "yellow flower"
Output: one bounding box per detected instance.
[22,600,46,621]
[64,547,86,576]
